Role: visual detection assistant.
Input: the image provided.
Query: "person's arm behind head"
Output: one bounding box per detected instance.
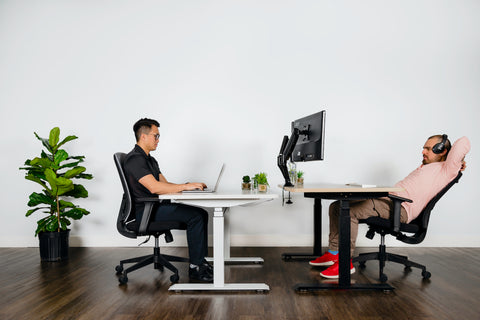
[445,136,471,173]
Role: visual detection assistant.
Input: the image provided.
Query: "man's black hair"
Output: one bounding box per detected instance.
[133,118,160,142]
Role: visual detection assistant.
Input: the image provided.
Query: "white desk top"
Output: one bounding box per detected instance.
[158,190,278,208]
[280,183,403,193]
[158,190,278,200]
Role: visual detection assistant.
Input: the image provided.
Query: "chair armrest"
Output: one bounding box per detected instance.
[388,194,413,203]
[135,197,160,235]
[136,197,160,202]
[388,194,413,232]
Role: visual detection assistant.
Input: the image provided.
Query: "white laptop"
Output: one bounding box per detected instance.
[182,164,225,193]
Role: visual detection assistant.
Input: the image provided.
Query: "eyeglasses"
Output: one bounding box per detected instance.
[148,133,160,140]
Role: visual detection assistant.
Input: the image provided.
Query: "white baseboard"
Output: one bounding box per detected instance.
[2,234,479,248]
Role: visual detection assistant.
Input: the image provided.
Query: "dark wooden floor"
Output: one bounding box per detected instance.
[1,246,479,320]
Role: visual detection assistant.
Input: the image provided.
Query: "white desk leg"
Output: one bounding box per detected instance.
[206,208,263,264]
[168,206,269,292]
[223,208,263,264]
[213,207,225,287]
[224,208,231,260]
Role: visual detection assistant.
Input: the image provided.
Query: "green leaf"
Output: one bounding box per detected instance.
[59,160,82,169]
[56,135,78,150]
[54,149,69,165]
[49,127,60,148]
[59,200,75,209]
[69,155,85,161]
[59,217,69,230]
[46,216,59,232]
[64,207,90,219]
[34,132,53,153]
[24,174,48,189]
[63,184,88,198]
[41,150,54,162]
[44,168,58,195]
[26,207,47,217]
[36,217,50,236]
[57,179,74,196]
[77,173,93,180]
[25,168,47,179]
[58,156,85,169]
[30,157,56,169]
[44,169,73,196]
[63,166,85,179]
[27,192,55,207]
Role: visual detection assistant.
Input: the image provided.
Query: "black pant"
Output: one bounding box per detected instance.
[151,203,209,266]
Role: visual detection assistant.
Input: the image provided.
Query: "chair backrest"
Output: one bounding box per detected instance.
[114,152,138,239]
[398,171,463,244]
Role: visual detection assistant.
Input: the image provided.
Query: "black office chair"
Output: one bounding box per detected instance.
[353,171,463,283]
[113,152,189,284]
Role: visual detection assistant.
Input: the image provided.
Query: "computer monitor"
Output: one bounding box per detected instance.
[277,110,326,186]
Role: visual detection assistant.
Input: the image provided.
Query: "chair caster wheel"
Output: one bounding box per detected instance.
[115,265,123,274]
[170,274,180,283]
[119,273,128,284]
[422,271,431,279]
[380,274,388,283]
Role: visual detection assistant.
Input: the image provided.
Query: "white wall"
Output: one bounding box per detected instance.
[1,0,479,248]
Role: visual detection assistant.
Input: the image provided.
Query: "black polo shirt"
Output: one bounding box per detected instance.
[123,144,162,201]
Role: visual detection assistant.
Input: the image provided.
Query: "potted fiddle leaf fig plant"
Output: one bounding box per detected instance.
[19,127,93,261]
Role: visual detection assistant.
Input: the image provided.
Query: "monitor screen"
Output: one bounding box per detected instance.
[277,110,326,186]
[291,110,326,161]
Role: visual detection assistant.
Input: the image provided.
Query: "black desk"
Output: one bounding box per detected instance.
[281,183,403,292]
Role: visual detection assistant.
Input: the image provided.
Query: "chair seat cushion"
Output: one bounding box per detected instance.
[360,217,420,234]
[126,220,187,234]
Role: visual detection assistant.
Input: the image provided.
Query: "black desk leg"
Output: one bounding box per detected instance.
[313,198,322,255]
[338,199,351,286]
[282,198,323,261]
[294,198,394,292]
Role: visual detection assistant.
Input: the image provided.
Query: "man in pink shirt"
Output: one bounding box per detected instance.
[309,135,470,279]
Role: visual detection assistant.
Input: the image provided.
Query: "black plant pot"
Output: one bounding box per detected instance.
[38,229,70,261]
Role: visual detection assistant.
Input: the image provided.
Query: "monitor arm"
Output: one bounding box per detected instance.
[277,128,300,187]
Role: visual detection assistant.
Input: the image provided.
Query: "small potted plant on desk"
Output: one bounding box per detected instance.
[254,172,269,192]
[297,171,304,185]
[242,175,251,190]
[19,127,93,261]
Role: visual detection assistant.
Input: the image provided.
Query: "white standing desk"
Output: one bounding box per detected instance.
[158,191,278,292]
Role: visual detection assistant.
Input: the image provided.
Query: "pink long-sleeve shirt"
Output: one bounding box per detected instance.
[392,136,471,223]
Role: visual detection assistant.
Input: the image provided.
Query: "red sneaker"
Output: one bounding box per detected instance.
[319,260,355,279]
[309,252,338,266]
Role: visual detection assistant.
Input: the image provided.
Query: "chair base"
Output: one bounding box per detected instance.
[353,244,431,283]
[115,237,189,284]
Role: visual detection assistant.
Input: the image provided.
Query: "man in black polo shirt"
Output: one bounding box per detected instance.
[124,118,213,282]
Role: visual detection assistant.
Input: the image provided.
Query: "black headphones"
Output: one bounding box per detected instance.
[432,134,448,154]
